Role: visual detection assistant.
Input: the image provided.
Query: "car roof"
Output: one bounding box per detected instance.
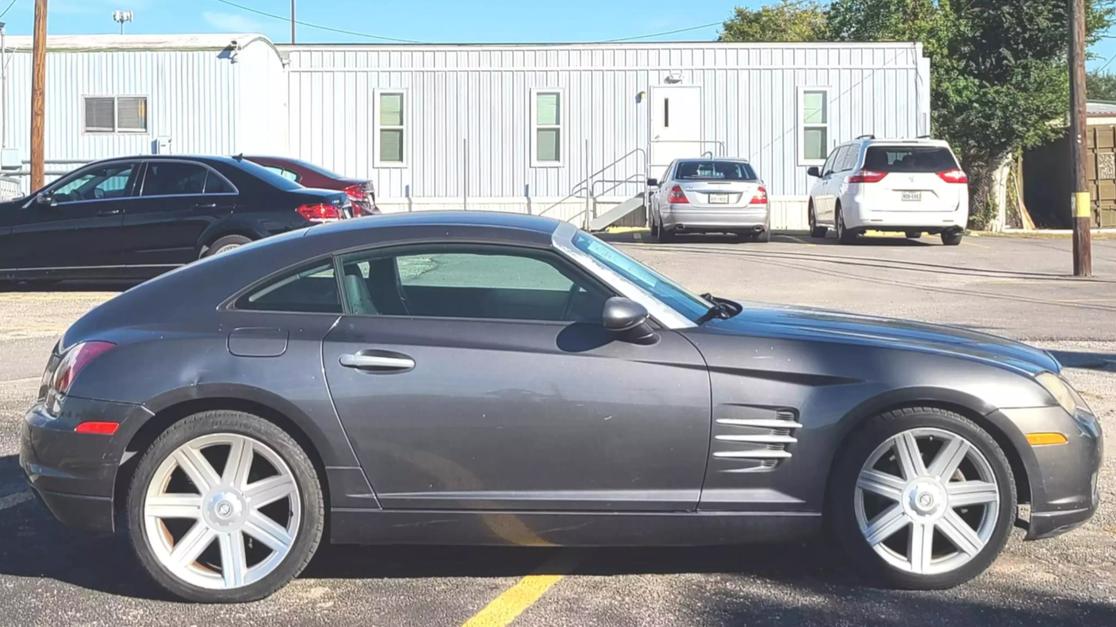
[849,138,952,148]
[307,210,565,238]
[675,157,751,163]
[80,155,252,168]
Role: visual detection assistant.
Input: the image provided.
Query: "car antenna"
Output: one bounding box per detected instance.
[233,153,244,161]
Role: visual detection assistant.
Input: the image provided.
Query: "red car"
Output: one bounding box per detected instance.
[244,156,379,216]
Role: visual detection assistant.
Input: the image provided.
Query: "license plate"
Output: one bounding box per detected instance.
[708,194,731,204]
[901,191,922,202]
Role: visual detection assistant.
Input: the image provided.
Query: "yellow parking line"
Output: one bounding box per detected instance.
[462,555,574,627]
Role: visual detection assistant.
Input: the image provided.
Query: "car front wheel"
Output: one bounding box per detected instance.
[829,407,1016,589]
[127,410,324,602]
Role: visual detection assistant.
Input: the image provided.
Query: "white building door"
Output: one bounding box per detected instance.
[649,86,703,173]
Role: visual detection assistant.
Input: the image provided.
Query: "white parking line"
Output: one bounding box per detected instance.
[0,491,33,511]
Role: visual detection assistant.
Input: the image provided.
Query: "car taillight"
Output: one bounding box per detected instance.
[937,169,969,184]
[669,185,689,204]
[51,341,115,397]
[750,185,768,205]
[296,203,341,223]
[344,184,366,202]
[848,170,888,184]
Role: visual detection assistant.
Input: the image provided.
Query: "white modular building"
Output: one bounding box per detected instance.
[1,34,931,229]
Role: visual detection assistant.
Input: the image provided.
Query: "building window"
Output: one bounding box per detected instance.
[84,96,147,133]
[799,89,829,164]
[377,91,405,166]
[532,89,563,166]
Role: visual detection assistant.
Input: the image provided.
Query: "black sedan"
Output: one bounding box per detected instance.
[20,212,1101,602]
[0,155,352,283]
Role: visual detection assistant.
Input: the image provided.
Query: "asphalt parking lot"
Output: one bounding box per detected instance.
[0,233,1114,626]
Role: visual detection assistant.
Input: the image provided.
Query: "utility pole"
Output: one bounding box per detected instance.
[290,0,296,44]
[1069,0,1092,276]
[30,0,47,191]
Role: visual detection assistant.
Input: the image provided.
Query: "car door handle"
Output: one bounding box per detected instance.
[96,208,122,216]
[193,201,219,209]
[339,351,415,372]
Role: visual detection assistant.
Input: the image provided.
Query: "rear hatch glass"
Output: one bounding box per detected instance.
[864,146,958,172]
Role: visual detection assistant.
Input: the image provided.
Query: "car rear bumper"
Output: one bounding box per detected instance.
[20,396,152,533]
[993,405,1103,540]
[842,197,968,231]
[660,204,770,231]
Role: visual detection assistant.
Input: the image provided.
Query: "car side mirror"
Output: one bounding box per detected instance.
[34,193,56,207]
[647,178,659,188]
[806,166,821,178]
[602,297,657,344]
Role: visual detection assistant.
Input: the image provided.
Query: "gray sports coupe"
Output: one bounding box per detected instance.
[21,212,1101,602]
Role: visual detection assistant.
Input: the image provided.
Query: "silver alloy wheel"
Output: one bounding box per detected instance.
[854,427,1000,576]
[143,433,301,590]
[213,243,242,255]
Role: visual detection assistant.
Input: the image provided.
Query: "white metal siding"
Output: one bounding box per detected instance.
[284,42,928,223]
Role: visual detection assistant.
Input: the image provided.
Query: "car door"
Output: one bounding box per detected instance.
[3,161,140,272]
[652,162,675,219]
[119,160,240,266]
[816,147,846,224]
[322,242,712,512]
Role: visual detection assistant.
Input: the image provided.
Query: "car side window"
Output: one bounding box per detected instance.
[827,147,848,176]
[50,162,138,203]
[338,246,611,322]
[821,149,839,176]
[204,171,236,194]
[142,162,209,196]
[235,262,342,314]
[838,146,860,172]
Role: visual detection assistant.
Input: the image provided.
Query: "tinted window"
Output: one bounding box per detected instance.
[204,172,236,194]
[51,163,136,202]
[142,162,208,196]
[339,246,609,322]
[674,161,757,181]
[236,158,303,191]
[237,263,341,314]
[864,146,958,172]
[262,165,300,182]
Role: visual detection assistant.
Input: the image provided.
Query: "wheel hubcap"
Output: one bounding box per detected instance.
[143,433,301,590]
[854,428,1000,576]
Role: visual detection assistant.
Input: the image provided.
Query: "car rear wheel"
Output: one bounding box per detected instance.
[650,213,673,243]
[941,231,964,246]
[127,410,324,603]
[205,235,253,258]
[829,407,1016,589]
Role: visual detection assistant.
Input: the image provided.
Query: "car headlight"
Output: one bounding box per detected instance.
[1035,372,1087,415]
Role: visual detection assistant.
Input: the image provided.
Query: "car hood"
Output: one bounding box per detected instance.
[697,303,1060,376]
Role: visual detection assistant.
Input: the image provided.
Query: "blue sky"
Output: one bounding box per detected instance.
[1,0,1114,70]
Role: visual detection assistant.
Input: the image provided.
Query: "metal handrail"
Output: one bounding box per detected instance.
[649,139,728,156]
[590,174,648,199]
[539,147,648,218]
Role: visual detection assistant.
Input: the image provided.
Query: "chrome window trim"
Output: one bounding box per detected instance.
[551,222,697,330]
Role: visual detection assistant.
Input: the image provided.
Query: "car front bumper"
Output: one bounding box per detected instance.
[660,204,770,231]
[20,396,152,533]
[993,405,1103,540]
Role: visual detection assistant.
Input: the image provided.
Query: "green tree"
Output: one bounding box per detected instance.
[720,0,829,42]
[826,0,1114,228]
[1087,71,1116,101]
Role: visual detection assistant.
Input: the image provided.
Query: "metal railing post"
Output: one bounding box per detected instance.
[462,138,468,211]
[584,138,591,229]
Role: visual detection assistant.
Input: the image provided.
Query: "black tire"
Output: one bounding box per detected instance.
[941,231,964,246]
[905,231,922,239]
[828,407,1016,590]
[204,235,253,258]
[651,215,674,243]
[755,228,770,243]
[808,203,828,238]
[127,410,325,603]
[836,207,857,244]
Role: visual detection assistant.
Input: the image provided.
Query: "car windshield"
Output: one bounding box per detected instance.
[235,158,303,191]
[863,146,958,172]
[572,231,712,322]
[675,160,757,181]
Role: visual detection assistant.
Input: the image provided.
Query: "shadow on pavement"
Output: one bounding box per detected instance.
[1050,350,1116,372]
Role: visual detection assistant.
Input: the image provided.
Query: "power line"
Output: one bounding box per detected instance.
[0,0,19,20]
[602,20,723,43]
[212,0,421,43]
